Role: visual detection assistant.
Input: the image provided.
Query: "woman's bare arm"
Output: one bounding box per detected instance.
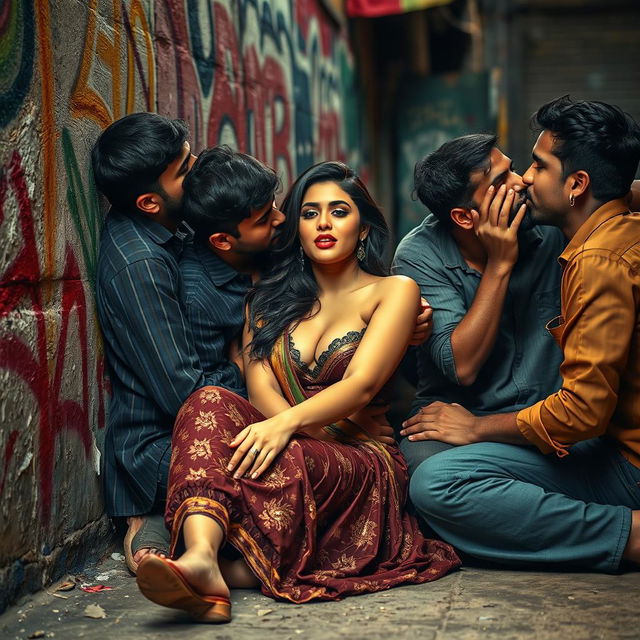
[230,276,420,477]
[242,317,290,417]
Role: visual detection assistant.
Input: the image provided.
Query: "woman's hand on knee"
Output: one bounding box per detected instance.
[228,419,295,479]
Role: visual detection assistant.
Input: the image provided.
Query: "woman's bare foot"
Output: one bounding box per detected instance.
[171,542,230,599]
[220,556,260,588]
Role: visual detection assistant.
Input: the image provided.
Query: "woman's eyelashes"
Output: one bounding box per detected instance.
[300,207,350,219]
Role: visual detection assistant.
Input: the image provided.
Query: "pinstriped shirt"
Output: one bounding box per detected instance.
[179,242,248,399]
[97,209,219,517]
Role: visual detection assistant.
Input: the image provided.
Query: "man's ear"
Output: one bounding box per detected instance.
[450,207,474,230]
[208,232,233,252]
[568,170,590,199]
[135,192,162,216]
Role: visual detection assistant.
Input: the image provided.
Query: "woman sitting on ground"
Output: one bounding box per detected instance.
[136,161,460,623]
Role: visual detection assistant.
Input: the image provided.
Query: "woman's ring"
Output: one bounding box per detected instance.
[251,447,261,457]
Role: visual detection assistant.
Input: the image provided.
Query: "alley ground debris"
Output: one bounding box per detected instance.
[1,549,638,639]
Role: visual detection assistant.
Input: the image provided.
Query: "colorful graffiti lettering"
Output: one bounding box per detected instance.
[0,152,107,523]
[0,1,360,608]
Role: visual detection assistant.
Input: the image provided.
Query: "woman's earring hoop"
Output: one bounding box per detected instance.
[569,193,575,207]
[298,246,305,271]
[356,239,366,262]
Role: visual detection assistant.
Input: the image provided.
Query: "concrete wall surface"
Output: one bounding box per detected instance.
[0,0,361,613]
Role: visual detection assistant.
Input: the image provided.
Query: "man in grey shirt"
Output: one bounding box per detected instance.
[392,134,565,475]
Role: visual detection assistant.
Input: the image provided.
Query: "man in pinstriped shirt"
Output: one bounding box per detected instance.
[93,113,218,574]
[179,147,285,400]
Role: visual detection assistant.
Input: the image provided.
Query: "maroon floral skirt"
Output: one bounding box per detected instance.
[166,386,460,602]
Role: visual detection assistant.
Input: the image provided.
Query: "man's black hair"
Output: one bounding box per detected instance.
[91,112,189,212]
[414,134,497,225]
[533,95,640,202]
[182,146,279,242]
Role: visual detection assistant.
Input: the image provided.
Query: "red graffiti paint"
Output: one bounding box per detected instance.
[155,0,204,149]
[0,152,104,519]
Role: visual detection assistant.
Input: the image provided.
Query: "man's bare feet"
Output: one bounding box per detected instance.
[171,542,231,599]
[124,514,171,574]
[127,517,159,565]
[622,510,640,567]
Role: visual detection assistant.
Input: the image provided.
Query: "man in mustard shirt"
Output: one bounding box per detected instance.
[407,96,640,572]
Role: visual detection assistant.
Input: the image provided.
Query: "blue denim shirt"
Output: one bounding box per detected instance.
[392,213,565,417]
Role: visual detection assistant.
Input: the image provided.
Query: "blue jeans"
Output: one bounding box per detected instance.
[399,437,453,476]
[410,438,640,573]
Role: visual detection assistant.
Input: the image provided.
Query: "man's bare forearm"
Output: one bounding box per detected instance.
[451,264,512,385]
[474,411,529,445]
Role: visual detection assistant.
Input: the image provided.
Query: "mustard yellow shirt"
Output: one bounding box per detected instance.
[517,198,640,468]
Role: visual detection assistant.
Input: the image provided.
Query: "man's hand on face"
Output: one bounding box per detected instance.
[349,403,395,446]
[408,298,433,346]
[471,183,527,275]
[399,401,479,445]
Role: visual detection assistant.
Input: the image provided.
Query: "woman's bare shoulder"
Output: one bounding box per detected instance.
[375,274,419,297]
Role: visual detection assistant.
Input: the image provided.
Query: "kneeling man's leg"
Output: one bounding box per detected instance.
[410,440,639,573]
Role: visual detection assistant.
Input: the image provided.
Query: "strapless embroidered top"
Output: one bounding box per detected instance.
[288,328,366,382]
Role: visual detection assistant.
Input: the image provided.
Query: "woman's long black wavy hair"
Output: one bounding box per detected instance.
[246,161,390,360]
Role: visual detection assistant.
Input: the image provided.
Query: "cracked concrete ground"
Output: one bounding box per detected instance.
[1,550,638,640]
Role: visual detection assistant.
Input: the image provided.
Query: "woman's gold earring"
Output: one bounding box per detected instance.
[356,240,365,261]
[569,193,575,207]
[299,246,305,271]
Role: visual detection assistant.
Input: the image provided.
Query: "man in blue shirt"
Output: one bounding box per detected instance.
[93,113,220,573]
[392,134,565,475]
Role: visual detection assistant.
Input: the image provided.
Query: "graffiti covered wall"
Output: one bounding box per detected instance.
[0,0,362,610]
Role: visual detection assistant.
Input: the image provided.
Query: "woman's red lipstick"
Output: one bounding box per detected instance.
[314,234,337,249]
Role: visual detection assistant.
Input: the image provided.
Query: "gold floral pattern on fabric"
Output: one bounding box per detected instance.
[188,438,213,460]
[263,465,290,488]
[217,428,236,446]
[331,553,357,574]
[199,387,222,404]
[334,448,353,474]
[194,411,218,432]
[177,403,195,421]
[224,403,244,426]
[166,360,461,604]
[172,462,185,476]
[185,467,208,481]
[210,454,231,476]
[400,531,414,561]
[351,515,377,549]
[304,494,316,519]
[258,497,295,531]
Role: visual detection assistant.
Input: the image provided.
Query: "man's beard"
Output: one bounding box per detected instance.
[509,191,538,232]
